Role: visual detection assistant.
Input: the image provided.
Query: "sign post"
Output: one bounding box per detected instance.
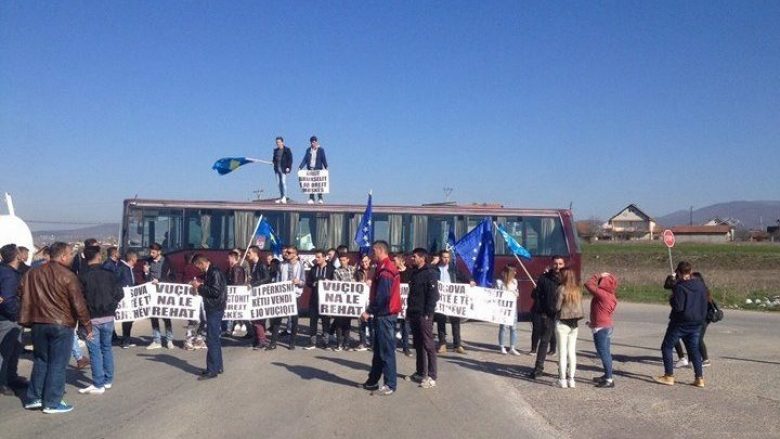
[663,229,676,273]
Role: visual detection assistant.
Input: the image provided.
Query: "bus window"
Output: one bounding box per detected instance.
[427,215,455,253]
[292,212,317,251]
[523,216,567,256]
[185,210,234,250]
[327,213,347,249]
[127,208,143,250]
[410,215,428,249]
[138,209,183,252]
[496,217,524,255]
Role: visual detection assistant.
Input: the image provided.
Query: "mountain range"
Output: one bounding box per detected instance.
[656,201,780,230]
[33,223,120,245]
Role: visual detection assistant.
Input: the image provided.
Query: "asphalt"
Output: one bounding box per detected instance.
[0,302,778,439]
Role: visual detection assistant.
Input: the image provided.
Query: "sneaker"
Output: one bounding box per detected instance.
[692,377,705,388]
[265,344,277,351]
[333,346,343,352]
[376,385,394,395]
[455,346,465,354]
[317,199,324,205]
[307,199,314,205]
[184,341,195,351]
[568,378,576,389]
[420,377,437,389]
[509,348,521,356]
[78,385,105,395]
[557,379,568,388]
[76,357,90,369]
[654,375,675,386]
[674,357,689,368]
[43,401,74,414]
[104,383,112,390]
[500,346,507,355]
[165,340,175,349]
[24,399,42,410]
[146,342,162,350]
[702,359,712,367]
[410,373,424,383]
[403,350,413,358]
[592,375,607,383]
[595,379,615,388]
[274,198,282,204]
[362,382,380,391]
[121,340,132,349]
[437,344,447,354]
[280,197,287,204]
[355,344,368,352]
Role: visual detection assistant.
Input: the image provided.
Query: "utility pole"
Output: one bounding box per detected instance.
[689,206,693,226]
[251,187,264,202]
[443,187,453,202]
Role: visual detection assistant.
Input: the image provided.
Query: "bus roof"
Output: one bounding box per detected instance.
[125,198,569,217]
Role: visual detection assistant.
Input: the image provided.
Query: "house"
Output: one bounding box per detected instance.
[604,204,656,240]
[670,225,734,243]
[704,217,742,228]
[576,220,606,242]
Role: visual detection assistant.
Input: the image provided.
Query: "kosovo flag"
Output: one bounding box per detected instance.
[354,193,373,255]
[255,218,283,257]
[496,223,532,260]
[212,157,253,175]
[453,217,495,287]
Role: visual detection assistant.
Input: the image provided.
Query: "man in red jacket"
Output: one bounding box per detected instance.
[361,241,402,396]
[585,272,618,388]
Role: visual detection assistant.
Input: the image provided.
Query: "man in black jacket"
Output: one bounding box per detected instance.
[655,261,708,388]
[247,247,272,349]
[145,243,176,349]
[305,250,334,350]
[435,250,473,354]
[190,254,227,380]
[529,255,565,379]
[0,244,26,395]
[272,136,293,204]
[407,248,440,389]
[78,246,124,394]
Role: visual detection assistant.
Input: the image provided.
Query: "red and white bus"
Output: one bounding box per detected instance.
[120,198,581,318]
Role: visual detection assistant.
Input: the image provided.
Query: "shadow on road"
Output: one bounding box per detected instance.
[137,353,202,375]
[314,355,370,372]
[271,362,361,387]
[721,356,780,366]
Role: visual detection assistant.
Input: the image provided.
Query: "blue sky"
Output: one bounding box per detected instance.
[1,1,778,227]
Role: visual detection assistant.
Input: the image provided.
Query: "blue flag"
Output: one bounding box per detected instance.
[453,217,495,287]
[354,193,373,255]
[446,226,458,251]
[496,223,532,260]
[212,157,253,175]
[254,217,283,257]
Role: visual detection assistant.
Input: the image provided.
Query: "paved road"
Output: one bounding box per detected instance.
[0,302,778,438]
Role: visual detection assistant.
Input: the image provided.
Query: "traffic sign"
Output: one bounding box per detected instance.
[663,229,675,248]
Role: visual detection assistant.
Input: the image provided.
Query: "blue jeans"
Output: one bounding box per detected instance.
[662,322,703,378]
[0,320,22,386]
[275,171,288,198]
[498,323,517,348]
[86,321,115,388]
[368,315,397,390]
[398,319,410,351]
[71,330,83,360]
[27,324,72,408]
[593,327,614,379]
[205,308,224,374]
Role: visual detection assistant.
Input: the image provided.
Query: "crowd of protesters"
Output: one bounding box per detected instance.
[0,235,719,412]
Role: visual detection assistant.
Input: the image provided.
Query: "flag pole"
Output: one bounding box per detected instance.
[493,221,537,288]
[240,215,263,266]
[246,157,273,165]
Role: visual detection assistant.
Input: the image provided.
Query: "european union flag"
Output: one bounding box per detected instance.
[212,157,253,175]
[496,223,532,260]
[354,193,373,255]
[453,217,494,287]
[254,217,283,257]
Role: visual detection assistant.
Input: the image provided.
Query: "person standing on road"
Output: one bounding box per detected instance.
[77,246,124,395]
[16,247,31,276]
[145,243,176,350]
[496,265,520,356]
[298,135,328,204]
[272,136,293,204]
[119,251,139,349]
[361,241,402,396]
[332,249,356,351]
[584,272,618,388]
[190,255,227,380]
[277,246,305,349]
[246,248,272,350]
[435,250,473,354]
[393,253,413,357]
[305,250,334,350]
[554,267,584,389]
[654,261,708,388]
[354,254,375,351]
[20,242,93,414]
[0,244,27,396]
[407,248,440,389]
[529,255,565,380]
[664,271,714,369]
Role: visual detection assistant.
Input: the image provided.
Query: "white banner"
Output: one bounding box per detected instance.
[223,285,251,321]
[298,169,330,194]
[115,283,153,322]
[436,282,517,326]
[399,284,409,320]
[148,282,203,321]
[317,280,369,317]
[248,281,298,319]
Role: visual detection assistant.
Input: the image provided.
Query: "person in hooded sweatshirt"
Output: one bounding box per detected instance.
[584,272,618,388]
[654,261,708,388]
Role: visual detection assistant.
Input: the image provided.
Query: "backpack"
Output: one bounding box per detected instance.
[707,300,724,323]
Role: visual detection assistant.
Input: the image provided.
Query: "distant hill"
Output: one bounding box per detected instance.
[33,223,120,245]
[657,201,780,230]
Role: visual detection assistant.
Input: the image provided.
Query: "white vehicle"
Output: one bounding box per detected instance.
[0,193,34,264]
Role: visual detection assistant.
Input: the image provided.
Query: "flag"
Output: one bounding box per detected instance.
[496,223,532,260]
[254,217,283,257]
[453,217,495,287]
[212,157,254,175]
[446,226,457,251]
[354,193,373,255]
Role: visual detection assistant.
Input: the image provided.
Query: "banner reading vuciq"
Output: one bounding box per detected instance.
[436,282,517,326]
[317,280,369,318]
[115,283,203,322]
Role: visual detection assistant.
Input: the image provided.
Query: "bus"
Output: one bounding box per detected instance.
[120,198,581,319]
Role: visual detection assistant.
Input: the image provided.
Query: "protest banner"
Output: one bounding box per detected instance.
[248,281,298,319]
[223,285,251,321]
[115,282,153,322]
[317,280,369,317]
[297,169,330,194]
[436,282,517,326]
[148,282,203,321]
[399,284,409,319]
